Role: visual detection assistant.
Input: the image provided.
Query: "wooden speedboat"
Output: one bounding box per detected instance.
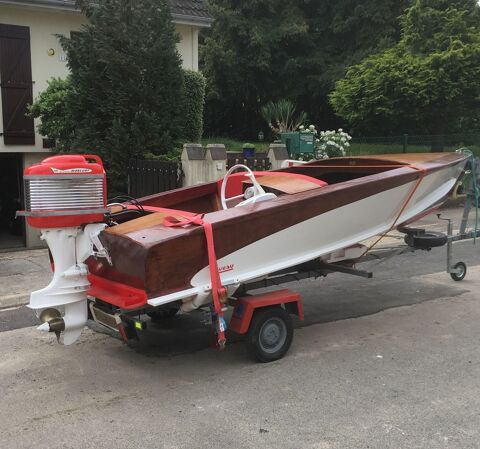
[21,151,468,346]
[90,152,467,311]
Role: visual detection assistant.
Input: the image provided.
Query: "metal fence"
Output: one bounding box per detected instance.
[227,152,272,171]
[127,159,183,198]
[349,133,480,156]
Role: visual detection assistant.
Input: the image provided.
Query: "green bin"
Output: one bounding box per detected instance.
[280,132,315,156]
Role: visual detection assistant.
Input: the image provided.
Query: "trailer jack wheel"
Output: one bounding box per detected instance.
[246,307,293,363]
[450,261,467,282]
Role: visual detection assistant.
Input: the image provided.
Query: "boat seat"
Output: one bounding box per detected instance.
[106,206,195,235]
[243,172,327,194]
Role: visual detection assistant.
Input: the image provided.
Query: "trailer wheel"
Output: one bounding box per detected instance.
[407,231,448,249]
[450,261,467,282]
[246,307,293,363]
[397,226,425,235]
[147,305,179,322]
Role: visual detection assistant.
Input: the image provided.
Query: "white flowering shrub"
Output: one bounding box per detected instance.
[292,126,352,160]
[316,128,352,158]
[294,152,316,161]
[298,124,317,134]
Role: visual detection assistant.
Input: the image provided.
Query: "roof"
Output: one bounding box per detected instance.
[168,0,211,22]
[0,0,213,26]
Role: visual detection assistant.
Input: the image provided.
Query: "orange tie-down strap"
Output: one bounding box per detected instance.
[358,163,427,259]
[163,214,228,349]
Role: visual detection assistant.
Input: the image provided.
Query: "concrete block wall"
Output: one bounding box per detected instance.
[181,143,289,186]
[181,143,227,186]
[267,144,289,170]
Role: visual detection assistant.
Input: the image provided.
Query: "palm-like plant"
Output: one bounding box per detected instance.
[261,100,307,135]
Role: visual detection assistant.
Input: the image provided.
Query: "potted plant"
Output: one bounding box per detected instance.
[242,142,255,158]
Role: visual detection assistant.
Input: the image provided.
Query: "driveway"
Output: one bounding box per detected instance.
[1,206,479,449]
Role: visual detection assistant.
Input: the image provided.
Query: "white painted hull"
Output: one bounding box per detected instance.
[148,160,465,308]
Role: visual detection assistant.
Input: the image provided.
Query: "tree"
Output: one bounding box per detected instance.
[201,0,411,138]
[330,0,480,141]
[28,77,74,150]
[297,0,412,128]
[59,0,185,192]
[182,70,206,142]
[201,0,309,138]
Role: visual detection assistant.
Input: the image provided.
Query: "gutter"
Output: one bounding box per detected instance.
[171,13,213,27]
[0,0,76,10]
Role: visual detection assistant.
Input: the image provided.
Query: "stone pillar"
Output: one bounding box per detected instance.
[181,143,206,186]
[268,143,289,170]
[206,144,227,182]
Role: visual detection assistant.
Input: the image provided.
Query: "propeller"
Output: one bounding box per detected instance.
[38,308,65,342]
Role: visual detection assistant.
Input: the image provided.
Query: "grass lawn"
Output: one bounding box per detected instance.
[202,136,480,157]
[201,137,269,153]
[348,143,480,156]
[348,142,480,156]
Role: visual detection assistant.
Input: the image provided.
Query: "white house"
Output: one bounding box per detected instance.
[0,0,212,249]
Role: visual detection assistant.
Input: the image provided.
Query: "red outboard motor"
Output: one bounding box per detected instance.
[22,154,107,228]
[18,154,110,344]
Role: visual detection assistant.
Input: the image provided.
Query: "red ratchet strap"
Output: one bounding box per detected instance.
[163,214,227,349]
[358,164,427,259]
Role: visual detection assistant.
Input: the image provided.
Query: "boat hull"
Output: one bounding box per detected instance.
[92,153,468,310]
[149,156,466,307]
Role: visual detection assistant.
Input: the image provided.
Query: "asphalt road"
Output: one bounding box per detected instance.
[1,265,480,449]
[1,209,480,448]
[1,238,477,342]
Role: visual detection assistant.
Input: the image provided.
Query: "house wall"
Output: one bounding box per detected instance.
[176,24,200,71]
[0,6,85,154]
[0,5,200,155]
[0,6,83,248]
[0,4,202,248]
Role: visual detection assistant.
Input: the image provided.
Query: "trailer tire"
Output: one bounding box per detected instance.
[147,305,179,322]
[407,231,448,249]
[397,226,425,236]
[450,261,467,281]
[246,306,293,363]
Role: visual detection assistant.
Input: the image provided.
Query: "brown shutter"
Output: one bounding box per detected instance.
[0,24,35,145]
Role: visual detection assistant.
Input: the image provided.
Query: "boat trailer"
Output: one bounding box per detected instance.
[99,194,479,362]
[90,154,480,361]
[24,153,479,362]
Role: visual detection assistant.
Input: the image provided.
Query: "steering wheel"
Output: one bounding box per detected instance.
[220,164,277,210]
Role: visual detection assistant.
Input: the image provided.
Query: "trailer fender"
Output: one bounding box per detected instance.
[229,289,304,335]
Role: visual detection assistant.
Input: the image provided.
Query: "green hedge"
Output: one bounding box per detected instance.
[183,70,206,142]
